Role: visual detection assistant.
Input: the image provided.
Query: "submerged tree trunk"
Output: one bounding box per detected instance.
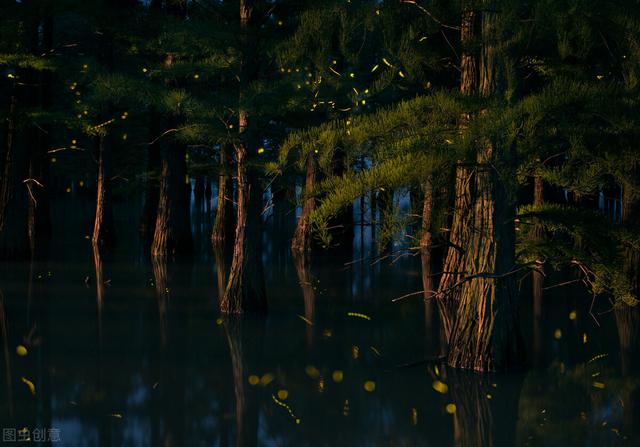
[92,134,115,247]
[212,144,235,246]
[440,1,523,372]
[151,141,193,257]
[221,0,267,314]
[292,152,318,253]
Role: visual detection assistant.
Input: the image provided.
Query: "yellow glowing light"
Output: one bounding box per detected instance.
[432,380,448,394]
[194,74,200,79]
[21,377,36,395]
[79,181,85,187]
[248,375,260,386]
[278,20,283,26]
[277,389,289,400]
[142,68,148,73]
[398,70,406,78]
[361,99,366,105]
[364,381,376,392]
[305,365,320,379]
[261,373,275,386]
[332,370,344,383]
[16,345,28,357]
[352,345,359,359]
[411,408,418,425]
[583,333,588,344]
[349,72,355,78]
[592,382,606,389]
[554,329,562,340]
[7,73,15,79]
[66,187,71,193]
[371,64,379,73]
[445,403,457,414]
[382,58,393,67]
[569,310,577,320]
[258,147,265,154]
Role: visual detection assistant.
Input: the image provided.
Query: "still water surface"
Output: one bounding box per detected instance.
[0,195,637,446]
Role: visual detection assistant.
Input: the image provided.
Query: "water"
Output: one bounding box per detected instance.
[0,195,637,446]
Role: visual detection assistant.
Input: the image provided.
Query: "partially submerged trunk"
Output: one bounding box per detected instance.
[151,141,193,258]
[212,144,235,246]
[221,0,267,314]
[292,152,318,253]
[439,2,523,372]
[92,134,115,247]
[221,134,267,313]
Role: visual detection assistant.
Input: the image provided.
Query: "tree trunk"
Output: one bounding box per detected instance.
[212,144,235,246]
[221,0,267,314]
[436,0,478,337]
[292,152,318,253]
[151,141,193,257]
[532,174,544,366]
[92,134,115,247]
[442,2,523,372]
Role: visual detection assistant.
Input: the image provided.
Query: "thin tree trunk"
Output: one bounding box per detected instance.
[92,134,115,247]
[292,152,318,253]
[212,144,235,246]
[532,174,544,366]
[293,251,316,346]
[221,0,267,314]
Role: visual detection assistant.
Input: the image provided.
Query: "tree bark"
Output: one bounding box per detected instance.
[292,152,318,253]
[441,1,523,372]
[151,140,193,257]
[221,0,267,314]
[92,134,115,247]
[212,144,235,246]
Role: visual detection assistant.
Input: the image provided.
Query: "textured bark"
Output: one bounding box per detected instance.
[212,144,235,246]
[438,165,474,339]
[92,134,115,247]
[442,2,523,372]
[151,141,193,258]
[221,0,267,314]
[420,177,434,250]
[292,152,318,253]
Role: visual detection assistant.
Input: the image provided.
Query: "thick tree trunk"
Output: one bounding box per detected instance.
[151,141,193,257]
[292,152,318,253]
[441,2,523,372]
[436,0,478,337]
[221,0,267,314]
[92,134,115,247]
[212,144,235,246]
